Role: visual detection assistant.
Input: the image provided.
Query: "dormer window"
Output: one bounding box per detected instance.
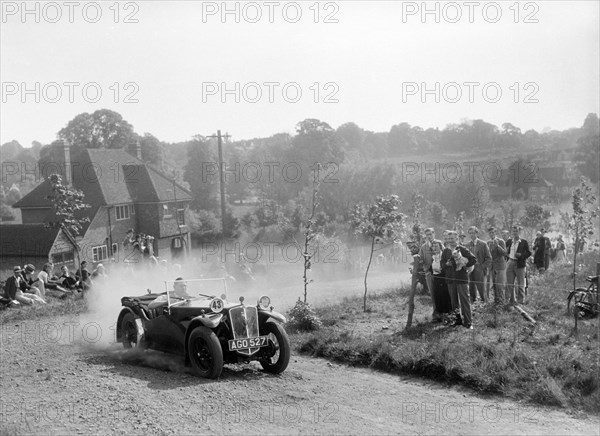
[116,205,130,220]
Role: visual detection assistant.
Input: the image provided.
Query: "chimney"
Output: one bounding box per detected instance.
[63,142,72,185]
[129,140,142,160]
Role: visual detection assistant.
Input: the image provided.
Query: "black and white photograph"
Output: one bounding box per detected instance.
[1,1,599,434]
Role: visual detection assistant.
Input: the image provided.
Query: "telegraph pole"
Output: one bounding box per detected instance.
[208,130,230,237]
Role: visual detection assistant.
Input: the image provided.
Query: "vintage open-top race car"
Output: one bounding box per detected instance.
[115,278,290,379]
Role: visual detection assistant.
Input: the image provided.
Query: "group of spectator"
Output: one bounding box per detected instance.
[408,225,542,329]
[1,261,102,308]
[123,228,155,262]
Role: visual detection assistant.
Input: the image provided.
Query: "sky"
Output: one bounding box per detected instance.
[1,0,599,147]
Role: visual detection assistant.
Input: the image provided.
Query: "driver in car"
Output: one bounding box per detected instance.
[148,277,191,309]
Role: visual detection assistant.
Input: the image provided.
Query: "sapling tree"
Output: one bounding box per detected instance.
[351,195,406,311]
[569,177,599,289]
[45,174,91,265]
[300,164,323,303]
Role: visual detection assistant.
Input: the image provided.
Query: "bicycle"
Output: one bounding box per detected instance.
[567,275,599,317]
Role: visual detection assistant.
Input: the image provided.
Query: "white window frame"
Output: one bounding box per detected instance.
[116,205,130,221]
[177,207,185,225]
[163,203,172,219]
[92,245,108,262]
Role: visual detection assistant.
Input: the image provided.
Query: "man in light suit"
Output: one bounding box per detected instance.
[466,226,492,303]
[487,227,507,306]
[505,225,532,306]
[418,228,443,321]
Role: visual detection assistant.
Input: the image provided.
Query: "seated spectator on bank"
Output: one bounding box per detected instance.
[59,265,82,292]
[20,265,47,304]
[5,266,46,306]
[37,263,66,296]
[4,266,26,306]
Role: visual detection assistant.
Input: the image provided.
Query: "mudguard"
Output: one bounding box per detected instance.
[192,313,223,329]
[258,309,286,324]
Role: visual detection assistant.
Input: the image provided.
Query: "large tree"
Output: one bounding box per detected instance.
[574,113,600,183]
[58,109,135,149]
[183,136,218,211]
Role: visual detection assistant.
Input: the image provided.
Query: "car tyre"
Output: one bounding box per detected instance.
[188,327,223,379]
[121,312,143,349]
[259,322,290,374]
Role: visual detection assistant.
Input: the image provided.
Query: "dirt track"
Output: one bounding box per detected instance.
[1,313,599,436]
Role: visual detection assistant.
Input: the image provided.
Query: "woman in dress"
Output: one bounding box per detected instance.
[431,241,452,315]
[555,235,567,263]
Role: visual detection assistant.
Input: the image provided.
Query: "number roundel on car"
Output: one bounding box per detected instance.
[210,298,224,313]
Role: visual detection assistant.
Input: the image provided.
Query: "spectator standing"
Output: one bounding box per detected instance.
[441,231,477,329]
[555,235,567,263]
[466,226,492,303]
[505,225,532,306]
[76,261,92,290]
[487,227,507,307]
[541,229,552,271]
[533,231,546,273]
[418,228,443,321]
[430,241,452,315]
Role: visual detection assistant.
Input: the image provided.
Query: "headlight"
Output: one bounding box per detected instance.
[210,298,224,313]
[258,295,270,309]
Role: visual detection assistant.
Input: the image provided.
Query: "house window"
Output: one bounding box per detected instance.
[51,251,74,265]
[129,204,136,215]
[177,207,185,225]
[539,187,547,197]
[92,245,108,262]
[116,205,130,220]
[172,237,183,249]
[163,203,172,219]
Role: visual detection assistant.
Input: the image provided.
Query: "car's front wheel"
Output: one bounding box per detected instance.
[259,322,290,374]
[188,327,223,379]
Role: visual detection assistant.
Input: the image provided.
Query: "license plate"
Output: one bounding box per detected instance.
[228,336,268,351]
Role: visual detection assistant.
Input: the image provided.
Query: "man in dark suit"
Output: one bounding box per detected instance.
[4,266,23,305]
[442,231,477,329]
[487,227,507,306]
[466,226,492,303]
[3,266,35,306]
[505,225,532,306]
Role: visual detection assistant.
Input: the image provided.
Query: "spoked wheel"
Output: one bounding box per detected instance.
[259,322,290,374]
[188,327,223,379]
[567,289,588,315]
[121,312,140,349]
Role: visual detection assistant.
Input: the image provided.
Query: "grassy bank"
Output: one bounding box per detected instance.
[0,295,87,324]
[290,252,600,413]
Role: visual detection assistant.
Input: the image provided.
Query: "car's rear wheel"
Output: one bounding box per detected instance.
[259,322,290,374]
[188,327,223,379]
[121,312,140,349]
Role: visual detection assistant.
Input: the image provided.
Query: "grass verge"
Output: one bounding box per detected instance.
[290,252,600,414]
[0,295,87,324]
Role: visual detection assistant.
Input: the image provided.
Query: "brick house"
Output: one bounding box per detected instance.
[488,165,574,202]
[1,145,192,272]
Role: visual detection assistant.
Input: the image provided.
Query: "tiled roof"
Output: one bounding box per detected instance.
[12,180,53,208]
[13,148,192,210]
[145,165,193,202]
[0,224,60,256]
